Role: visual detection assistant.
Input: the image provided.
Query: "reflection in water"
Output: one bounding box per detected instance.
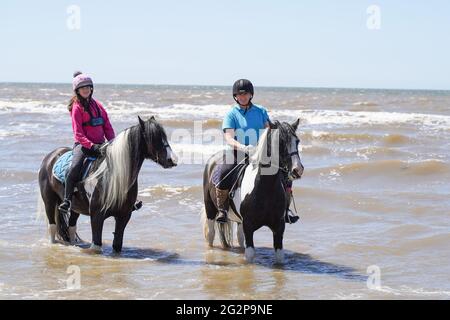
[201,250,260,298]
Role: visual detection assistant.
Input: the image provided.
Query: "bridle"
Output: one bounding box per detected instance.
[258,127,300,177]
[139,125,169,164]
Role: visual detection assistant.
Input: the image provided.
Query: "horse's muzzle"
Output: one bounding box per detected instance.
[164,158,177,168]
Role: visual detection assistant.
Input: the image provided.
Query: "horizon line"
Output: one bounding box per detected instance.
[0,80,449,93]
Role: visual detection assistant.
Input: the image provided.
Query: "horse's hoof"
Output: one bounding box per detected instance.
[112,250,122,256]
[245,247,255,263]
[274,249,285,265]
[86,244,103,254]
[112,246,122,254]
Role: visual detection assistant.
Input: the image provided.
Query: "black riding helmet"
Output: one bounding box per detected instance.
[233,79,254,105]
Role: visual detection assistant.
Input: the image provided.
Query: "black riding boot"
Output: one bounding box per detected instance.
[215,187,230,224]
[59,168,78,214]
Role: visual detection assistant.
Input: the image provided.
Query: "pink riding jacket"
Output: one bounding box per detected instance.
[70,99,115,149]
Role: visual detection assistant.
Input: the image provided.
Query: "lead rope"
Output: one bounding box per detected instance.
[281,177,300,224]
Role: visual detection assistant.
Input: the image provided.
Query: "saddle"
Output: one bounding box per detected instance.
[52,150,96,185]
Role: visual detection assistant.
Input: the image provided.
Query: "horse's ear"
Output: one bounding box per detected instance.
[268,120,276,129]
[138,116,145,131]
[149,115,155,120]
[291,118,300,131]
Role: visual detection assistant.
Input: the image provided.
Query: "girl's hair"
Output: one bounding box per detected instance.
[68,95,78,112]
[67,89,92,112]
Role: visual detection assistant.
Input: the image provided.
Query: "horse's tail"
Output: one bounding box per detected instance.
[217,220,233,249]
[35,186,46,223]
[200,207,209,241]
[56,205,70,243]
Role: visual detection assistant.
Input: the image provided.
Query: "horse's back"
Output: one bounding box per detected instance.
[39,147,72,190]
[40,147,71,175]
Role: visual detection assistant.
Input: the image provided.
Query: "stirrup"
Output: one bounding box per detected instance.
[285,209,299,224]
[133,200,143,211]
[59,200,71,214]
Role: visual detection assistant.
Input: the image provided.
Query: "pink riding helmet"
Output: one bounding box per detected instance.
[72,71,94,92]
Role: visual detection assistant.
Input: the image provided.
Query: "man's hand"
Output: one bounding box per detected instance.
[242,145,256,156]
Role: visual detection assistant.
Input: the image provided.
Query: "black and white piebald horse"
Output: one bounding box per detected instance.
[38,116,177,253]
[202,119,304,264]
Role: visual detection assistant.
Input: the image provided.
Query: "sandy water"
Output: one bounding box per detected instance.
[0,83,449,299]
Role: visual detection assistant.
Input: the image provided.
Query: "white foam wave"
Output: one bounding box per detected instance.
[271,109,450,130]
[2,100,450,130]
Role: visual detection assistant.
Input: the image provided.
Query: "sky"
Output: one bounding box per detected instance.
[1,0,450,90]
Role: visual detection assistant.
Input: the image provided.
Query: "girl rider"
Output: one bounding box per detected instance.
[58,71,115,214]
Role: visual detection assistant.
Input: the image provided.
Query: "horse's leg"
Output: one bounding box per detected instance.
[273,222,286,264]
[202,187,217,247]
[89,211,104,253]
[112,212,132,253]
[243,223,256,263]
[43,197,59,244]
[68,211,81,245]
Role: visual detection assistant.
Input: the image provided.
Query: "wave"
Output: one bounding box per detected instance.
[303,132,411,146]
[0,100,67,114]
[271,109,450,130]
[304,131,377,143]
[349,101,380,112]
[2,100,450,130]
[307,159,450,178]
[162,118,221,129]
[351,101,379,107]
[382,134,411,145]
[138,184,202,198]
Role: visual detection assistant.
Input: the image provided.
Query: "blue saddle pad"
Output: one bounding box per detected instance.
[52,151,96,184]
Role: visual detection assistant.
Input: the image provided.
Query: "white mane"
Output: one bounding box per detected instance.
[85,129,132,212]
[250,128,280,168]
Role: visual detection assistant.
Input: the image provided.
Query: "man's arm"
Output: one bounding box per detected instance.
[224,129,246,151]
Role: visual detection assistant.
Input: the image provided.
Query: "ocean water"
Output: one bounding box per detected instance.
[0,83,449,299]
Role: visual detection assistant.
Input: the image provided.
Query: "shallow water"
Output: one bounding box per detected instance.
[0,83,449,299]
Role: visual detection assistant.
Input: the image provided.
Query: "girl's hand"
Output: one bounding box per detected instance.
[91,144,104,157]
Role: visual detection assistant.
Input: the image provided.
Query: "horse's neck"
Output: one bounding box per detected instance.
[249,165,283,193]
[128,150,145,187]
[87,141,146,187]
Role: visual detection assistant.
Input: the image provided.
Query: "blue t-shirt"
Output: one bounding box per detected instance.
[222,104,270,146]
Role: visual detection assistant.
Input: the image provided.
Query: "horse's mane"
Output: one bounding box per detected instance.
[85,118,166,213]
[250,120,296,167]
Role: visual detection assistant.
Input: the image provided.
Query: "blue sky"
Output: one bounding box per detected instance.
[1,0,449,89]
